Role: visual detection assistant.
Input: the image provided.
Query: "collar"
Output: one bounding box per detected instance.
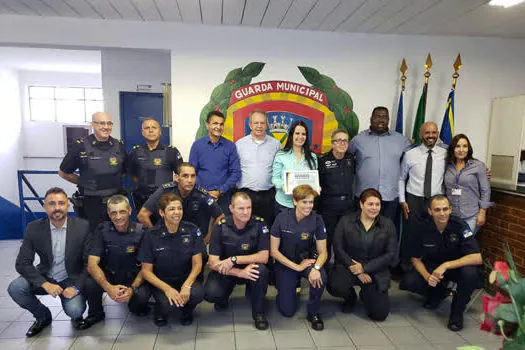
[225,215,254,231]
[89,134,113,146]
[205,135,223,145]
[50,217,68,231]
[111,220,136,234]
[353,211,381,226]
[366,129,391,136]
[250,134,268,144]
[144,143,166,151]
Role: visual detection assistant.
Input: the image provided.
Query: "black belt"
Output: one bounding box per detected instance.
[239,187,275,194]
[322,195,351,201]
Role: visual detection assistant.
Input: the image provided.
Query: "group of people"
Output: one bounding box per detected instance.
[8,107,491,339]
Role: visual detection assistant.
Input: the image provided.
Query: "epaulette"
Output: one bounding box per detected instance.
[132,145,140,149]
[75,138,84,144]
[218,218,227,225]
[253,216,264,222]
[195,186,209,195]
[162,181,177,189]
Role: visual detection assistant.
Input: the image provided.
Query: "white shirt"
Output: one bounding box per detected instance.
[235,134,281,191]
[48,218,69,282]
[399,144,447,202]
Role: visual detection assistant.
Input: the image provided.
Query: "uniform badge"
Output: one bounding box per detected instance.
[153,158,162,166]
[207,197,214,206]
[182,236,190,244]
[262,225,269,234]
[126,245,136,253]
[241,243,250,251]
[109,157,118,166]
[300,232,310,240]
[462,229,473,238]
[196,228,202,237]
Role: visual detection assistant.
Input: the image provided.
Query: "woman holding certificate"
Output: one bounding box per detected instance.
[272,121,318,212]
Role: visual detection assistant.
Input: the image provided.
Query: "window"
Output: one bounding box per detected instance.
[28,86,104,122]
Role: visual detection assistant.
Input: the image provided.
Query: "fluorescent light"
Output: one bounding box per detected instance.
[489,0,525,8]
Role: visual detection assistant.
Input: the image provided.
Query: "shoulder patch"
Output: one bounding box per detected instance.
[162,182,176,189]
[75,139,83,144]
[195,186,209,195]
[462,228,473,238]
[219,218,227,225]
[195,228,202,237]
[262,225,269,234]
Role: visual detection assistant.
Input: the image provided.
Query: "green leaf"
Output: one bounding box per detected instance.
[210,83,229,102]
[224,68,242,83]
[298,66,321,85]
[242,62,265,78]
[503,339,525,350]
[507,278,525,305]
[505,243,522,279]
[494,303,519,323]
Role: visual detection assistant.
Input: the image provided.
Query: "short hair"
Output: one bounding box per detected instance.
[292,184,319,202]
[44,187,67,200]
[249,109,267,122]
[106,194,130,208]
[158,193,183,212]
[206,110,225,123]
[141,118,160,127]
[371,106,389,116]
[446,133,474,164]
[429,194,450,208]
[359,188,382,204]
[231,191,251,206]
[331,129,349,140]
[177,162,196,175]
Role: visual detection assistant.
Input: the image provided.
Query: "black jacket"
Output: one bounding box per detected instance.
[15,216,92,291]
[333,212,398,291]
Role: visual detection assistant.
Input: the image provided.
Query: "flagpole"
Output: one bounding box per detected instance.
[412,53,432,143]
[423,53,433,113]
[396,59,407,134]
[452,54,462,91]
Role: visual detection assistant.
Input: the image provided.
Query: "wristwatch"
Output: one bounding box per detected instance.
[313,264,321,271]
[230,256,237,265]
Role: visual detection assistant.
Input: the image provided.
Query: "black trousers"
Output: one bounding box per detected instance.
[77,196,110,231]
[381,199,401,241]
[204,265,269,315]
[151,279,204,318]
[319,196,354,263]
[400,193,431,261]
[83,275,151,316]
[217,190,233,216]
[237,188,276,227]
[328,264,390,321]
[399,263,482,317]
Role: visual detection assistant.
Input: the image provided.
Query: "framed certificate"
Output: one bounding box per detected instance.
[283,170,320,195]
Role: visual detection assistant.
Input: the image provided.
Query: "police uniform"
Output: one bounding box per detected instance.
[318,150,355,263]
[204,216,270,316]
[143,182,223,233]
[138,221,205,320]
[400,216,482,320]
[128,143,183,210]
[59,134,127,230]
[271,209,327,317]
[84,221,150,316]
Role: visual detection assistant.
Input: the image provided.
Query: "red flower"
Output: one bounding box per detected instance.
[480,292,511,333]
[214,104,220,111]
[494,261,510,281]
[230,79,236,85]
[344,106,349,115]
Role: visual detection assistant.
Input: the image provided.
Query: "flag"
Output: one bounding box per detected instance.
[412,84,427,143]
[439,90,455,145]
[395,91,404,134]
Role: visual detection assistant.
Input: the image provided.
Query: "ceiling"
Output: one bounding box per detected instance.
[1,0,525,38]
[0,47,101,72]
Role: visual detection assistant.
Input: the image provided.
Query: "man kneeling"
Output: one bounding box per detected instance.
[204,192,270,330]
[400,195,482,331]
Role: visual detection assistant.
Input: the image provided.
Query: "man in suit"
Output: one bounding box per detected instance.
[7,187,92,337]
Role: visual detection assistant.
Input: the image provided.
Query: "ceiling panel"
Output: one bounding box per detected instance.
[260,0,292,28]
[19,0,59,16]
[131,0,161,21]
[222,0,244,25]
[241,0,268,26]
[63,0,103,18]
[109,0,142,21]
[84,0,122,19]
[0,0,41,15]
[0,2,15,14]
[41,0,81,17]
[280,0,317,29]
[357,0,414,32]
[297,0,340,30]
[154,0,182,21]
[336,0,389,32]
[201,0,222,25]
[371,0,438,33]
[177,0,202,23]
[317,0,365,32]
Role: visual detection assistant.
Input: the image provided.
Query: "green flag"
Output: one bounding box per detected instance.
[412,84,427,143]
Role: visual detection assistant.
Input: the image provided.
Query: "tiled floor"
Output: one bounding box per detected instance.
[0,240,502,350]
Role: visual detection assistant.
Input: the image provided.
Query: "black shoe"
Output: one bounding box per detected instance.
[307,313,324,331]
[77,312,105,330]
[341,299,355,314]
[180,312,194,326]
[154,315,168,327]
[447,314,464,332]
[214,301,229,311]
[253,313,269,330]
[25,318,52,337]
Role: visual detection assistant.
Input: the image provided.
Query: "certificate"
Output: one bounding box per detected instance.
[283,170,320,195]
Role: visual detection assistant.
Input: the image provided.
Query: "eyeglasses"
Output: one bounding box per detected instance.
[332,139,349,144]
[92,121,114,127]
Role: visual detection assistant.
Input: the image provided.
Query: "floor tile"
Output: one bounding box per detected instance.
[69,335,116,350]
[0,321,38,339]
[235,330,276,350]
[347,327,393,347]
[121,316,159,335]
[355,346,395,350]
[458,327,503,344]
[0,321,11,334]
[0,337,36,349]
[79,318,125,337]
[417,326,469,344]
[267,314,308,331]
[273,329,315,348]
[375,313,412,328]
[27,336,76,349]
[154,330,196,350]
[0,308,24,322]
[381,326,427,345]
[197,312,234,333]
[112,333,158,350]
[37,320,82,337]
[195,331,235,350]
[101,305,129,319]
[398,345,436,350]
[308,328,353,347]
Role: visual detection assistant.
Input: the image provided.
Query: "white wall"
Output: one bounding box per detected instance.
[101,48,170,139]
[0,68,22,205]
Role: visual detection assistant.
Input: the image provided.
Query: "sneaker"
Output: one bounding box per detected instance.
[306,313,324,331]
[253,313,269,330]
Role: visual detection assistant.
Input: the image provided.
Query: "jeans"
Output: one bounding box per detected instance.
[8,276,86,320]
[463,215,479,235]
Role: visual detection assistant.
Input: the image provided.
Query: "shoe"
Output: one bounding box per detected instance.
[253,313,269,330]
[423,298,443,310]
[25,318,52,337]
[76,312,105,330]
[130,307,150,317]
[447,314,464,332]
[154,315,168,327]
[307,313,324,331]
[180,312,194,326]
[341,299,355,314]
[214,301,229,311]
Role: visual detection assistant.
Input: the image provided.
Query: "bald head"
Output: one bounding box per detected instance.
[142,118,162,143]
[91,112,113,141]
[420,122,438,148]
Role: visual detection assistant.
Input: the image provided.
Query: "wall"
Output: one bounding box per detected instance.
[0,68,22,205]
[101,48,170,139]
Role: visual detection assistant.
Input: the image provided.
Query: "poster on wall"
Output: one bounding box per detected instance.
[194,62,359,154]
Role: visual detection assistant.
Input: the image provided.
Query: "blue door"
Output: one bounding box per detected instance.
[119,92,170,152]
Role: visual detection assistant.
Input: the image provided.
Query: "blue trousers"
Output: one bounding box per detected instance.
[275,266,327,317]
[8,276,86,320]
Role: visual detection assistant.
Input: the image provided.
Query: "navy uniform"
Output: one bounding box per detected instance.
[271,209,327,317]
[143,182,223,234]
[204,216,270,316]
[128,144,183,210]
[60,134,127,230]
[318,150,355,263]
[84,221,150,316]
[138,221,205,321]
[400,216,482,321]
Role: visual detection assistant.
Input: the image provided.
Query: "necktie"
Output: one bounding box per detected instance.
[424,149,433,198]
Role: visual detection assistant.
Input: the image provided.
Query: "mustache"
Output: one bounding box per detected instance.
[52,210,65,215]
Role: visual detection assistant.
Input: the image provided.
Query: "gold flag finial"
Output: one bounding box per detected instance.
[424,53,432,84]
[400,58,408,91]
[452,53,462,89]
